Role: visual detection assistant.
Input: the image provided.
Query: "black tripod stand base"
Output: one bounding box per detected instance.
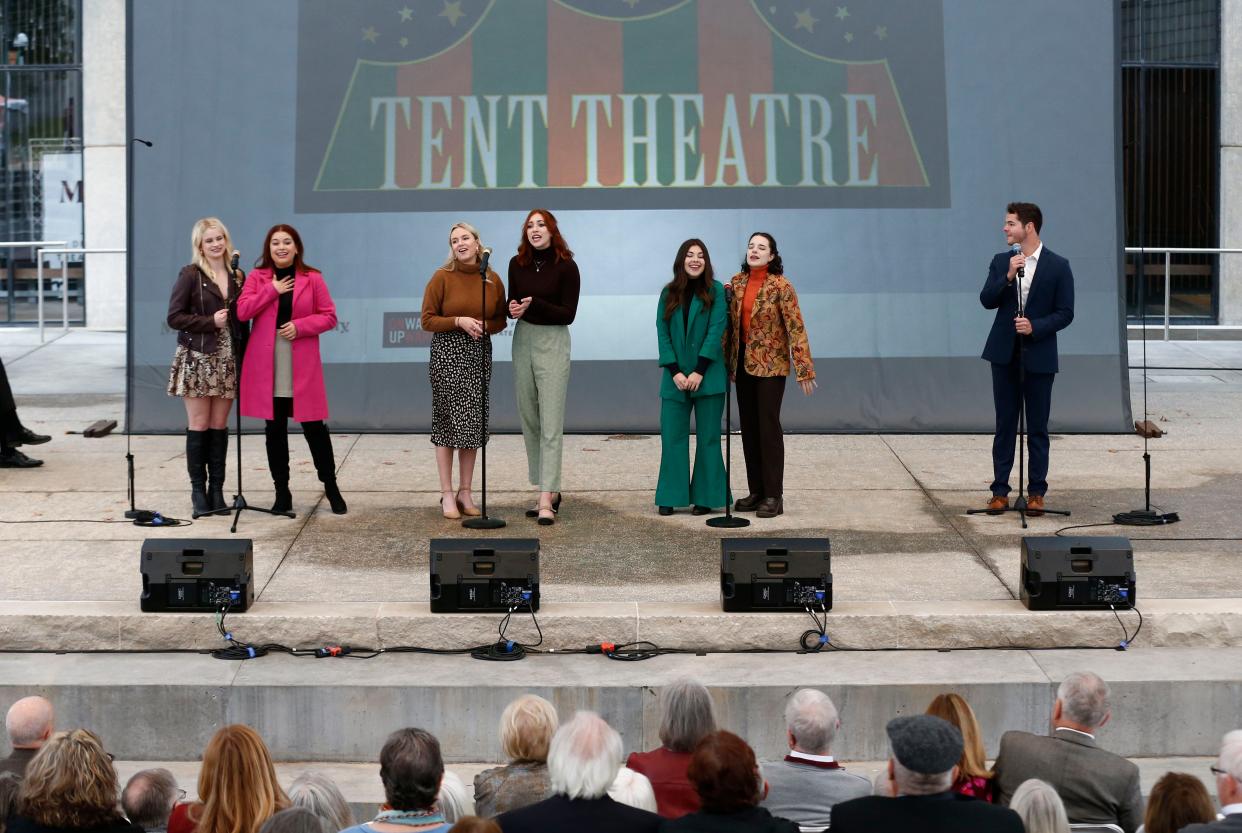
[463,516,506,529]
[706,515,751,528]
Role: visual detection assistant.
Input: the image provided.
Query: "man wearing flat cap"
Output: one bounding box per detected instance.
[832,715,1023,833]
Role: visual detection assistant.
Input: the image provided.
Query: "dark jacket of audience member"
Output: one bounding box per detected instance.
[627,679,718,819]
[7,730,144,833]
[1,772,23,833]
[660,731,798,833]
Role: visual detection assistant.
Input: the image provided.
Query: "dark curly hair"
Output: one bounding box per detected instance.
[380,728,444,811]
[740,232,783,275]
[687,731,762,813]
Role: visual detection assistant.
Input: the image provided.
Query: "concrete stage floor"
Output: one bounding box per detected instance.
[1,330,1240,651]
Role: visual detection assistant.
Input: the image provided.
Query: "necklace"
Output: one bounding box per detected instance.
[533,257,546,272]
[371,808,446,827]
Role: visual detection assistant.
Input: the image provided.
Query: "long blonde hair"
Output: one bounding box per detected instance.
[926,693,994,780]
[16,729,122,829]
[191,725,290,833]
[191,217,238,285]
[442,222,485,272]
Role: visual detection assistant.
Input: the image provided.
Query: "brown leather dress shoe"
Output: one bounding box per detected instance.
[756,497,783,518]
[986,495,1008,514]
[1026,495,1045,516]
[734,493,762,512]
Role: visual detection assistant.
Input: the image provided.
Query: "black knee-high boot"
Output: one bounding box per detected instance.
[303,421,347,515]
[186,429,212,518]
[206,428,230,515]
[265,419,292,514]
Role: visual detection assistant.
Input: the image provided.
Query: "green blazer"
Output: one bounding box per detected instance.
[656,280,728,401]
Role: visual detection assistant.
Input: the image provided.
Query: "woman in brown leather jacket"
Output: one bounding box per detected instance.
[166,217,246,518]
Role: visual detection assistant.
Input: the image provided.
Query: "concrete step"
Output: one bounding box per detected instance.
[111,756,1219,823]
[2,647,1238,762]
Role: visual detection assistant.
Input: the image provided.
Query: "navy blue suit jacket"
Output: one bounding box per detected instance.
[980,246,1075,374]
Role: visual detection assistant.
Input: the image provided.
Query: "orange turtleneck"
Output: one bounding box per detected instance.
[741,265,768,341]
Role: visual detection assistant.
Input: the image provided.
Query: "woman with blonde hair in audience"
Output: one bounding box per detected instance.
[627,678,719,818]
[1142,771,1217,833]
[1009,779,1069,833]
[8,730,143,833]
[287,772,354,833]
[925,692,995,801]
[168,724,290,833]
[473,694,558,817]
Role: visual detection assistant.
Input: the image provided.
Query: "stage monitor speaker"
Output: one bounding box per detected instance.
[140,538,254,612]
[720,537,831,612]
[429,538,540,613]
[1020,536,1135,610]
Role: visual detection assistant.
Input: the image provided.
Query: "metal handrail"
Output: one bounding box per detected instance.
[0,241,67,332]
[35,247,126,342]
[1124,246,1242,341]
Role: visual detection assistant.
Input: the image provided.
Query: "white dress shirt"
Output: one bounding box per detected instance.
[1018,242,1043,311]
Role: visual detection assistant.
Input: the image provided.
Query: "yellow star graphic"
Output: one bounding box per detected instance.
[362,26,379,43]
[844,32,854,42]
[794,8,818,33]
[874,25,887,39]
[400,36,410,47]
[398,7,414,22]
[835,6,849,20]
[440,0,466,26]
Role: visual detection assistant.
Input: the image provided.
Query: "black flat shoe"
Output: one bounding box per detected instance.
[0,448,42,467]
[658,506,674,516]
[526,492,562,518]
[691,505,713,516]
[18,427,51,446]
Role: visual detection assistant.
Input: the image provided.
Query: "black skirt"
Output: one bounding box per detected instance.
[429,330,492,448]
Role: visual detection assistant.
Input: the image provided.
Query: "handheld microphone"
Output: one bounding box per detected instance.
[230,251,240,272]
[479,247,492,275]
[1011,243,1025,279]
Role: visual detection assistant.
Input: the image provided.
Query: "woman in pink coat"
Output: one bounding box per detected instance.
[237,224,346,515]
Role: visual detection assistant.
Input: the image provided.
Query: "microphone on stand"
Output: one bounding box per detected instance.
[230,250,241,272]
[479,247,493,277]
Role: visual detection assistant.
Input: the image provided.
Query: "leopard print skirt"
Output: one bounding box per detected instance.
[167,329,237,399]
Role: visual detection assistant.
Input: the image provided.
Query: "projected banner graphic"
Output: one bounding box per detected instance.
[295,0,948,211]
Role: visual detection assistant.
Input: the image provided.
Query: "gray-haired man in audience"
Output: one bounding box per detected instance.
[1183,730,1242,833]
[760,688,870,828]
[122,768,182,833]
[992,671,1143,833]
[1,696,54,778]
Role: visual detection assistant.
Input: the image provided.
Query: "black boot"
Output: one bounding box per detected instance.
[265,419,293,515]
[304,422,347,515]
[186,429,212,519]
[206,428,231,515]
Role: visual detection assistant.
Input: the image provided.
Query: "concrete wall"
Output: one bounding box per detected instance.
[81,0,127,330]
[1221,1,1242,325]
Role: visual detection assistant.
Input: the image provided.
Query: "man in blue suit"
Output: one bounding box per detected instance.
[980,202,1075,515]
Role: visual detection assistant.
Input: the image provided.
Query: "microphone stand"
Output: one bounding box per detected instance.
[708,283,749,529]
[463,253,504,529]
[968,257,1069,528]
[226,262,295,532]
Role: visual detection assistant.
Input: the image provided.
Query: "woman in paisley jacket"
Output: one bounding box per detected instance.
[725,232,816,518]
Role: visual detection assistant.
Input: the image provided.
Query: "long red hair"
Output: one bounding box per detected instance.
[515,209,573,266]
[255,224,317,274]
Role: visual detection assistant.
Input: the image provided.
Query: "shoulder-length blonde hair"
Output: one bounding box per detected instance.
[442,222,485,272]
[191,218,237,282]
[499,694,559,763]
[926,693,993,780]
[191,725,289,833]
[16,729,123,829]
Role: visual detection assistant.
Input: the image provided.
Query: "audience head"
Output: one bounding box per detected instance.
[5,696,54,749]
[784,688,839,755]
[122,768,181,832]
[287,772,354,833]
[1009,779,1069,833]
[16,729,122,829]
[547,711,623,800]
[885,715,962,797]
[658,678,718,753]
[607,767,657,813]
[446,818,501,833]
[256,808,324,833]
[1143,771,1217,833]
[0,772,22,833]
[1215,729,1242,807]
[436,770,474,823]
[196,724,290,833]
[687,731,762,813]
[1054,671,1111,731]
[498,695,559,764]
[379,728,444,812]
[925,693,993,780]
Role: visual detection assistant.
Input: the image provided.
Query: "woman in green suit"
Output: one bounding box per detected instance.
[655,239,730,515]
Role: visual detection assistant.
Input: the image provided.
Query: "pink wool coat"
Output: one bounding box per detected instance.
[237,267,337,422]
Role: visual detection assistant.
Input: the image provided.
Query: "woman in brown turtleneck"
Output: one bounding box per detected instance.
[726,232,816,519]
